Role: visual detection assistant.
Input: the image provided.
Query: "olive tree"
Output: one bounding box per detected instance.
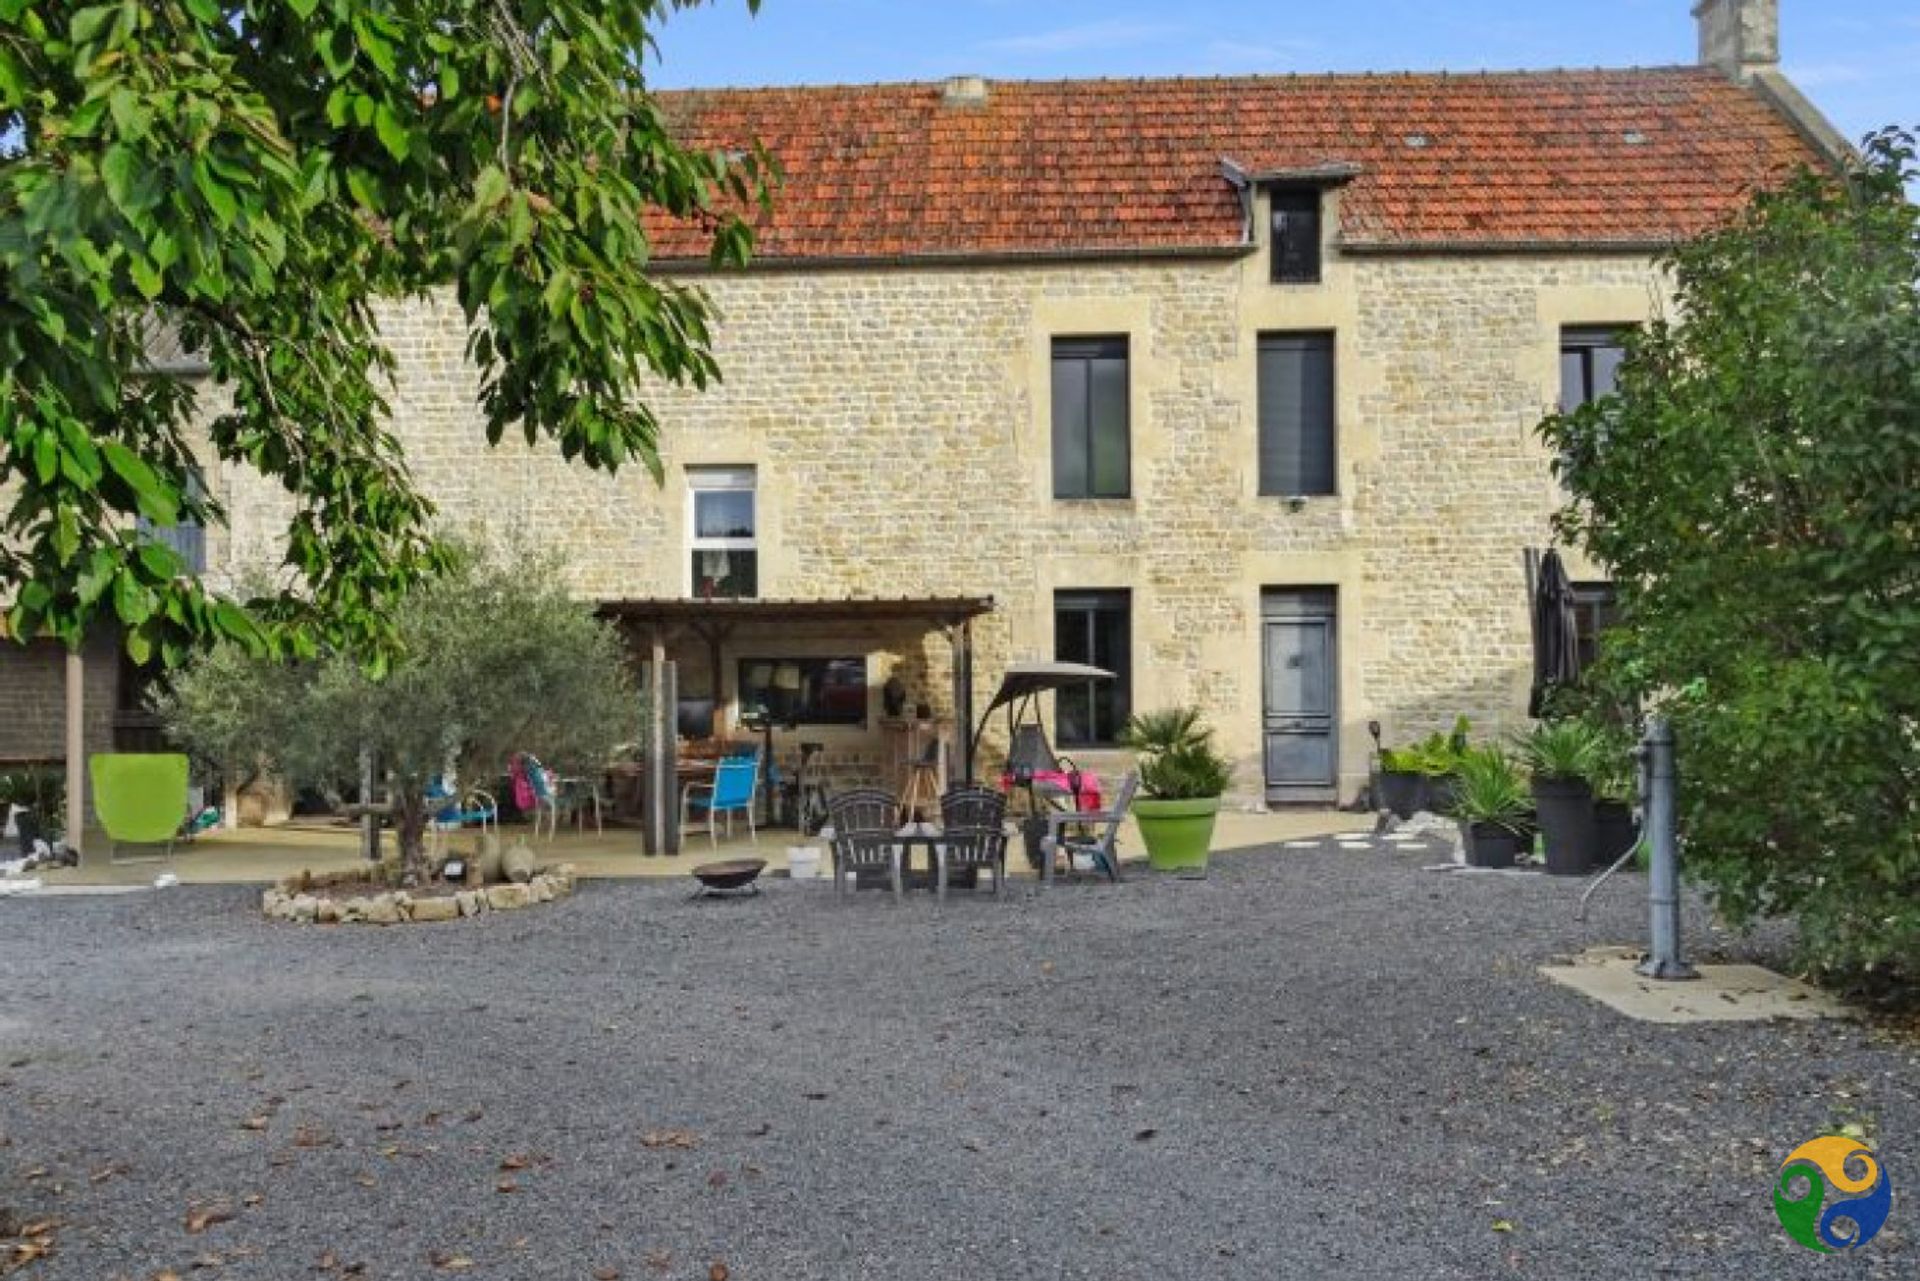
[1539,128,1920,985]
[156,547,639,882]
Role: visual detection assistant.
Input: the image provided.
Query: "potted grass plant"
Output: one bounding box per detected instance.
[1122,708,1234,874]
[1517,721,1603,876]
[1449,747,1530,869]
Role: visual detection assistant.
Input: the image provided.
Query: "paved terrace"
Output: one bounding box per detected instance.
[31,809,1374,886]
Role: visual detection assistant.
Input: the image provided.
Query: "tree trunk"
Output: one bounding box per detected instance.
[395,794,431,887]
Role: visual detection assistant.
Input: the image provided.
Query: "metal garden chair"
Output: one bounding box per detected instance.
[1039,771,1139,885]
[510,753,560,841]
[935,785,1009,900]
[425,777,497,865]
[681,753,760,848]
[826,788,903,902]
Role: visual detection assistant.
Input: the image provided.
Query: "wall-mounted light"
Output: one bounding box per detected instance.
[1286,494,1308,512]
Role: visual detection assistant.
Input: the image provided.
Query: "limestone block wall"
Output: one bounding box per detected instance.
[200,219,1669,803]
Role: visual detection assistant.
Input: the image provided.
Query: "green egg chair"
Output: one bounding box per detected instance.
[89,753,190,864]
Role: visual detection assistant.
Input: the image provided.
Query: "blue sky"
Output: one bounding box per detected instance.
[648,0,1915,148]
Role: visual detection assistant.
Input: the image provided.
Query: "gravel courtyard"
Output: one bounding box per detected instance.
[1,834,1914,1280]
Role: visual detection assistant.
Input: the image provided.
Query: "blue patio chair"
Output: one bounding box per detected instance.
[425,776,497,864]
[680,753,760,848]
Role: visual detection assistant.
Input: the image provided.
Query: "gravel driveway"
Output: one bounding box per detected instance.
[0,835,1913,1279]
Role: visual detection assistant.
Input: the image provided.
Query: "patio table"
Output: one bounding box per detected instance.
[880,824,1002,892]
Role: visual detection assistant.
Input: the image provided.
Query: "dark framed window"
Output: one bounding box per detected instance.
[737,657,867,726]
[1051,337,1130,499]
[1571,582,1620,671]
[1560,326,1632,413]
[1270,189,1323,284]
[136,467,206,574]
[1258,332,1336,496]
[1053,590,1131,747]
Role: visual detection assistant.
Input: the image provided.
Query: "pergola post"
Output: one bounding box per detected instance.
[647,625,667,857]
[65,645,84,856]
[949,616,974,784]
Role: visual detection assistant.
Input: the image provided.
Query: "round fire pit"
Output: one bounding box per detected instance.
[690,858,767,899]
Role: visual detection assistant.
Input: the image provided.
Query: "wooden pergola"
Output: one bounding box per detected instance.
[596,595,995,854]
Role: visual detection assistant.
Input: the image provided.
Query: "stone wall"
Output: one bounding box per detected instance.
[185,198,1672,803]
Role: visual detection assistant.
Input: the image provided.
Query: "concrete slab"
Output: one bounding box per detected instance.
[1540,947,1855,1025]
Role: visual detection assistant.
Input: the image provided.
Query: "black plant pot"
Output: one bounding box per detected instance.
[1378,771,1425,819]
[14,809,42,859]
[1465,821,1523,870]
[1593,800,1639,869]
[1532,777,1597,876]
[1426,773,1461,816]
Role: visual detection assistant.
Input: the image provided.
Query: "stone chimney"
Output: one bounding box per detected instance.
[1694,0,1779,82]
[942,75,990,108]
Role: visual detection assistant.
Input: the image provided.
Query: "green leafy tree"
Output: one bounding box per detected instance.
[155,546,639,883]
[1539,128,1920,984]
[0,0,770,665]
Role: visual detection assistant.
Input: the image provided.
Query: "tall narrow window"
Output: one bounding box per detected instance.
[1258,332,1337,496]
[1270,189,1323,284]
[1053,590,1131,747]
[688,466,757,599]
[1560,326,1631,412]
[1051,337,1130,499]
[1571,582,1620,672]
[136,467,206,574]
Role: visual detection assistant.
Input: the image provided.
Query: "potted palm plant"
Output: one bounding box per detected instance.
[1121,708,1233,874]
[1449,747,1530,869]
[1518,721,1603,876]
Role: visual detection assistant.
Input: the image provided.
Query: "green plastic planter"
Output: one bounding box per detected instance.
[1135,797,1221,873]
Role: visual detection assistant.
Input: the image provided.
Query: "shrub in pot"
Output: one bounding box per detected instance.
[1590,752,1640,870]
[1122,708,1233,874]
[0,768,65,858]
[1420,716,1472,814]
[1375,747,1427,819]
[1518,721,1603,876]
[1375,717,1471,817]
[1449,747,1531,869]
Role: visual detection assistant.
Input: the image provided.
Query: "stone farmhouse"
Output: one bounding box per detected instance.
[1,0,1844,818]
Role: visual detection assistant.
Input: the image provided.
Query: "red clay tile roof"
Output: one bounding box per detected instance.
[647,68,1824,263]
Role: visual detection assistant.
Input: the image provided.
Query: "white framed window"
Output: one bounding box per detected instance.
[687,466,757,599]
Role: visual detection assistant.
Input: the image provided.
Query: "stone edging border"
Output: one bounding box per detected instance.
[261,864,578,925]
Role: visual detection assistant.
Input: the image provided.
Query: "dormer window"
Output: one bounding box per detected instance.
[1270,189,1322,284]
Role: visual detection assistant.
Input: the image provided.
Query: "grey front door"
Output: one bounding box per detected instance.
[1261,590,1338,804]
